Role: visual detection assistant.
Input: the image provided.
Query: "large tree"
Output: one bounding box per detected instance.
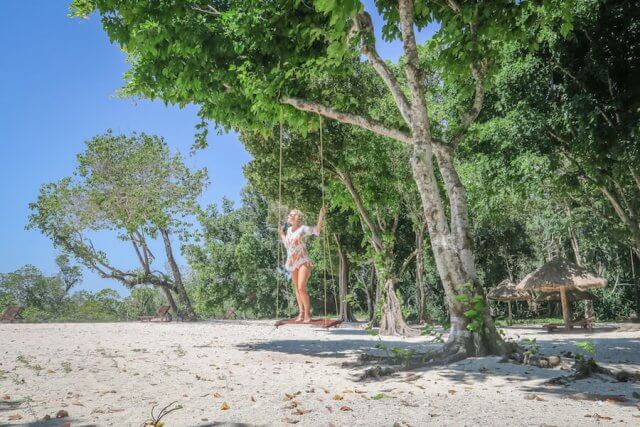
[70,0,571,356]
[28,132,207,320]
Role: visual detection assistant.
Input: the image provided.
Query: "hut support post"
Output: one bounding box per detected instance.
[507,301,512,325]
[560,287,572,330]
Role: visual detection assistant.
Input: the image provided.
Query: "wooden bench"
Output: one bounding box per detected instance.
[138,305,172,322]
[1,306,24,323]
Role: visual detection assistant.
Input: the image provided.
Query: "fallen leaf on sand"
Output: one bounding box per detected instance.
[2,395,10,400]
[251,396,256,402]
[284,393,295,401]
[343,389,354,394]
[371,393,385,400]
[8,415,23,421]
[220,402,230,410]
[326,406,333,413]
[354,389,366,394]
[332,394,343,401]
[293,408,312,415]
[213,392,223,398]
[339,406,353,411]
[284,401,299,409]
[56,410,69,418]
[447,389,456,395]
[282,417,299,424]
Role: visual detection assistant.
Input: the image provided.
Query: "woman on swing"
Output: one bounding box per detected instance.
[277,207,326,323]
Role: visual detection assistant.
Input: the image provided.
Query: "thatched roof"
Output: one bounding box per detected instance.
[535,289,597,303]
[488,279,532,301]
[517,258,606,292]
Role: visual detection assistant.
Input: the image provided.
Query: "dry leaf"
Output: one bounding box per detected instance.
[284,393,295,401]
[8,415,23,421]
[325,406,333,413]
[212,392,223,398]
[2,395,10,400]
[251,396,256,402]
[282,416,299,424]
[332,394,343,401]
[293,408,312,415]
[339,406,353,411]
[220,402,230,410]
[284,401,299,409]
[447,389,456,395]
[343,389,354,394]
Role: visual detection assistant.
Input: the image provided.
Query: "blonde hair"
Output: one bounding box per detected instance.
[290,209,304,222]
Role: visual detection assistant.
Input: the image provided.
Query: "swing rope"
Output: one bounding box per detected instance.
[276,109,284,320]
[318,114,328,321]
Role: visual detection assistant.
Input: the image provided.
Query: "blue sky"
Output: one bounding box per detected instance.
[0,1,435,295]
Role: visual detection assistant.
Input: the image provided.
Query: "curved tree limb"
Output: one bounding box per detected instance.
[351,11,412,124]
[281,97,413,144]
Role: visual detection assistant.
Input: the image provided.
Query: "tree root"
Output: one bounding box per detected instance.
[544,357,640,386]
[351,344,468,381]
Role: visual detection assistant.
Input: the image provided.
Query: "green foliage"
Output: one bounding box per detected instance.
[520,338,538,355]
[575,340,596,358]
[455,288,486,333]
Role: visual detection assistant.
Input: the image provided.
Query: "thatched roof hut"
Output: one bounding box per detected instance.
[488,279,532,302]
[488,279,531,324]
[517,258,606,330]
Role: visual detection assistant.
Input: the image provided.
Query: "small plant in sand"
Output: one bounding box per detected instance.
[421,324,444,343]
[575,340,597,361]
[520,338,538,355]
[141,401,183,427]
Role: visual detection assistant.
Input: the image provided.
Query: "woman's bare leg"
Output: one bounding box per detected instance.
[297,264,312,322]
[292,269,303,321]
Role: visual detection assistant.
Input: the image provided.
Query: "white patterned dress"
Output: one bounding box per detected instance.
[283,225,319,272]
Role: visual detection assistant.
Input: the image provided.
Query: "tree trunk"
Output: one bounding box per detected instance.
[379,278,418,336]
[160,285,179,318]
[415,225,426,324]
[335,235,355,322]
[160,228,196,320]
[409,143,509,357]
[366,265,375,322]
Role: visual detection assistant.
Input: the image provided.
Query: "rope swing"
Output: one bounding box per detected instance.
[274,113,342,329]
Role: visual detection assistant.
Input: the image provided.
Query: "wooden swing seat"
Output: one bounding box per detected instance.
[274,318,343,328]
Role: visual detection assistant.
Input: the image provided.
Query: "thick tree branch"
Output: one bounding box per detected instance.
[398,0,432,143]
[191,5,221,16]
[351,12,412,123]
[281,97,412,144]
[450,61,487,148]
[335,169,385,252]
[399,249,418,278]
[446,0,461,12]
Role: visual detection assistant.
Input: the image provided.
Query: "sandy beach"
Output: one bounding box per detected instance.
[1,321,639,426]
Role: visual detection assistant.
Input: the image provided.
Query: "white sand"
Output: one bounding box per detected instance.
[1,321,639,426]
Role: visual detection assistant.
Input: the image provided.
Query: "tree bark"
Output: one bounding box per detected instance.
[160,285,179,318]
[415,225,427,323]
[379,278,418,336]
[334,235,355,322]
[160,228,196,320]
